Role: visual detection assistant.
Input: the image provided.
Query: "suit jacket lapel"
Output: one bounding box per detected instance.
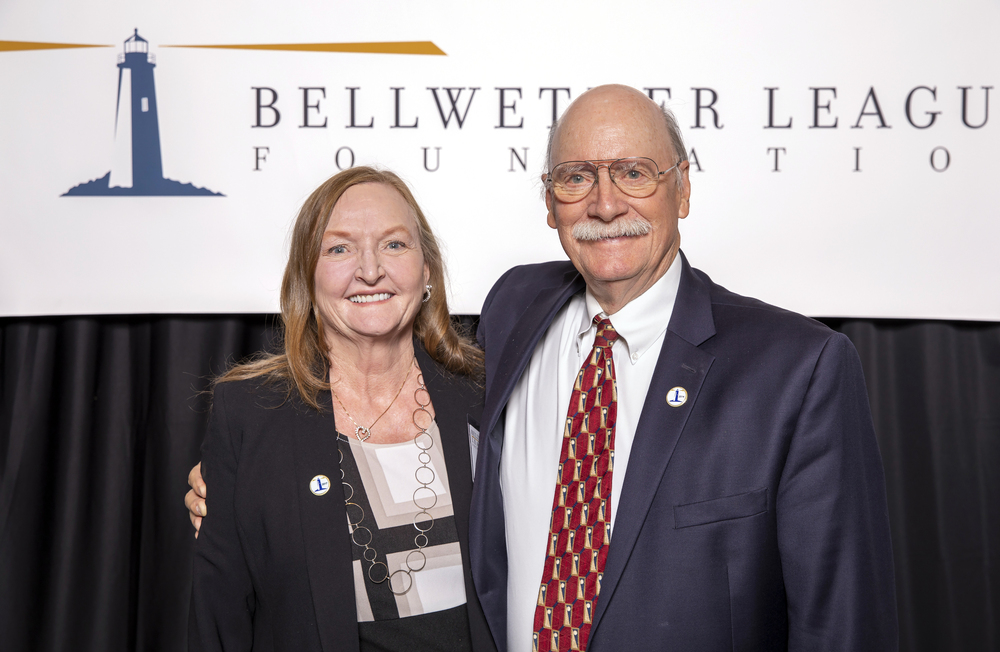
[472,263,584,652]
[481,266,585,439]
[590,253,717,637]
[291,390,361,652]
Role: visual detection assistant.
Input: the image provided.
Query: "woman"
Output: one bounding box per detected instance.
[189,167,495,652]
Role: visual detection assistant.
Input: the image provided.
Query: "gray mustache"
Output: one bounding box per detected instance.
[572,216,652,241]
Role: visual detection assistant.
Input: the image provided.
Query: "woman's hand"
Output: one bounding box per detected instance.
[185,462,207,537]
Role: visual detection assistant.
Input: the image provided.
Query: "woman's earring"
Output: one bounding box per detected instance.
[423,284,432,303]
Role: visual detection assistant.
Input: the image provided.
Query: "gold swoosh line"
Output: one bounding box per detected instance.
[163,41,446,55]
[0,40,111,52]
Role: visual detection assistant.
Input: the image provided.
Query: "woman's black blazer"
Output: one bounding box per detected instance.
[190,343,496,652]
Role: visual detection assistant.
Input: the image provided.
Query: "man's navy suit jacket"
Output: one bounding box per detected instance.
[469,253,897,651]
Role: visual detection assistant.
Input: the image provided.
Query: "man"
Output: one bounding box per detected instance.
[189,84,897,650]
[467,84,897,651]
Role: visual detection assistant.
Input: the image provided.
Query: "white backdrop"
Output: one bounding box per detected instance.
[2,0,998,319]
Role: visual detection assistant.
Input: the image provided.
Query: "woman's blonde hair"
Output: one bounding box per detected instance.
[218,166,482,410]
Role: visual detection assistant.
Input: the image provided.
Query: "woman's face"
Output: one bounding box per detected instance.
[313,182,430,348]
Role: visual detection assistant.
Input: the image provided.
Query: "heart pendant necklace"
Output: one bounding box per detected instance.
[332,358,415,442]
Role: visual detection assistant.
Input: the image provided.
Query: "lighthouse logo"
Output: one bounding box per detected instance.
[63,30,223,197]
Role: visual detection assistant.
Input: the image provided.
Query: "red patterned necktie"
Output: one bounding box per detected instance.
[533,316,618,652]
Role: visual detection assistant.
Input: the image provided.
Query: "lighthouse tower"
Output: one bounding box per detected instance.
[109,29,164,190]
[64,29,221,196]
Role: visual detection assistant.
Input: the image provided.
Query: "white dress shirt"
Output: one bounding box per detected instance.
[500,256,682,651]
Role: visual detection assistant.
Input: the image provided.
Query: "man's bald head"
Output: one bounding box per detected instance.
[545,85,688,173]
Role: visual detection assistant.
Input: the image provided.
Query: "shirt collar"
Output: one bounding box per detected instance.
[576,254,683,365]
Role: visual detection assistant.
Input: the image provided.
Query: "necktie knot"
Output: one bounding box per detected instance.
[594,317,618,348]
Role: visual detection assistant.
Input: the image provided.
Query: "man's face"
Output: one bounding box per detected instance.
[544,87,691,310]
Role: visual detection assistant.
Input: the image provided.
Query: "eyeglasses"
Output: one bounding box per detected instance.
[545,157,679,201]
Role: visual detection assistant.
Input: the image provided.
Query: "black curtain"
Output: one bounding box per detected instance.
[829,319,1000,651]
[1,315,998,651]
